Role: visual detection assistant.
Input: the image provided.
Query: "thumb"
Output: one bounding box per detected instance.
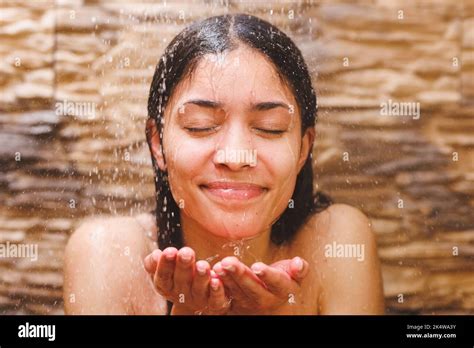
[144,249,162,274]
[270,257,309,283]
[289,257,309,282]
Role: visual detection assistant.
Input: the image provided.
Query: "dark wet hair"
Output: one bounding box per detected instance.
[147,13,331,250]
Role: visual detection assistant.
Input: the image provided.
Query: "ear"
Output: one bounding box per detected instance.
[146,118,167,171]
[297,127,315,173]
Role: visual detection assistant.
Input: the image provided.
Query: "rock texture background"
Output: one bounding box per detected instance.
[0,0,473,314]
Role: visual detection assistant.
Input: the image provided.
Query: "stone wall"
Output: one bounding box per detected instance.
[0,0,473,314]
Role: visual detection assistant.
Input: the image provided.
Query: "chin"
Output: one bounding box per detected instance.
[204,218,268,240]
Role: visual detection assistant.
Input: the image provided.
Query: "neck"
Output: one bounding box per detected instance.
[180,214,275,267]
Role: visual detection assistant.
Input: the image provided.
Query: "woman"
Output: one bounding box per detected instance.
[64,14,384,315]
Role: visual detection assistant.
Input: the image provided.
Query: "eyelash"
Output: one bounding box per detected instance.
[255,128,286,135]
[185,127,217,133]
[184,127,286,135]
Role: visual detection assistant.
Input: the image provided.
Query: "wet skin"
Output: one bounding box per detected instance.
[144,246,309,314]
[63,43,385,315]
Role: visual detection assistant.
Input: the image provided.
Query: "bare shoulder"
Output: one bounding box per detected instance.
[291,204,372,253]
[65,214,157,266]
[314,203,373,243]
[292,203,385,314]
[64,214,166,315]
[68,214,157,248]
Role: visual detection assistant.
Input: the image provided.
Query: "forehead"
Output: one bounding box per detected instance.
[169,45,297,109]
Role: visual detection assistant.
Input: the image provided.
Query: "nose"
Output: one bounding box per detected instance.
[213,123,256,171]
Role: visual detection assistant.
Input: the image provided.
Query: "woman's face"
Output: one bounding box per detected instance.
[151,45,314,240]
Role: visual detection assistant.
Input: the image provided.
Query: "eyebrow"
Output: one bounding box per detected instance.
[181,99,291,112]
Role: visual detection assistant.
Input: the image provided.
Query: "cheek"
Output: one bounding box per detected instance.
[258,136,301,187]
[251,138,301,220]
[162,131,212,201]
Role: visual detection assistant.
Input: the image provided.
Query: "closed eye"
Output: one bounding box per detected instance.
[184,127,217,133]
[255,128,286,135]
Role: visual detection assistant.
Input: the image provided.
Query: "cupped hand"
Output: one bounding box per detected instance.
[212,256,309,314]
[144,247,231,315]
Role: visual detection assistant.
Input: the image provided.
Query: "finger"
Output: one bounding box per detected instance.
[251,262,296,299]
[154,247,177,294]
[174,247,195,301]
[144,249,162,274]
[191,260,210,300]
[222,257,270,303]
[208,278,230,314]
[270,257,309,284]
[213,259,247,300]
[288,257,309,283]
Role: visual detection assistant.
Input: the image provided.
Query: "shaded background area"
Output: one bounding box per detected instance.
[0,0,473,314]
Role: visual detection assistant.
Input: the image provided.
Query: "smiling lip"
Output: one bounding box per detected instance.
[200,182,267,201]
